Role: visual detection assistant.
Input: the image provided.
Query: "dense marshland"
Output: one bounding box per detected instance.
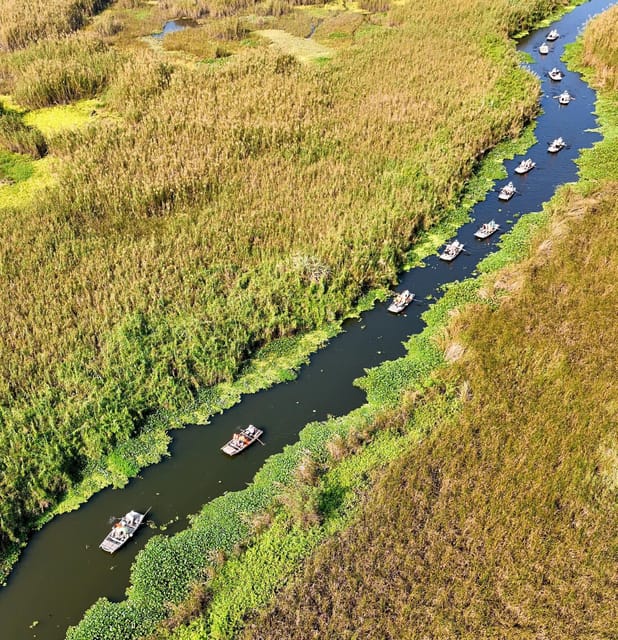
[234,11,618,639]
[55,4,618,637]
[0,0,570,564]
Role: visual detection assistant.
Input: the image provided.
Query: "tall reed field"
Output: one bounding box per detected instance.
[580,2,618,90]
[0,0,572,559]
[0,0,110,51]
[0,35,119,108]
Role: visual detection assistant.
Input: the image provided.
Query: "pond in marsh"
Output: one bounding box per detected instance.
[151,18,198,40]
[0,0,612,637]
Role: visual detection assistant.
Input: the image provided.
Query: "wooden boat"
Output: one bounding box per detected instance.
[539,42,549,55]
[388,290,414,314]
[548,67,564,81]
[514,158,535,174]
[546,29,559,41]
[548,137,566,153]
[439,240,464,262]
[221,424,263,456]
[498,181,516,201]
[558,90,572,105]
[100,509,148,553]
[474,220,500,239]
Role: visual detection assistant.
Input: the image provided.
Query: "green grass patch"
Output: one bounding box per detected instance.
[22,99,101,136]
[0,149,34,183]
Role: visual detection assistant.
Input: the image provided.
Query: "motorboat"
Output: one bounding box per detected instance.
[539,42,549,55]
[474,220,500,239]
[439,240,464,262]
[221,424,263,455]
[100,509,148,553]
[548,137,566,153]
[546,29,559,41]
[558,90,573,105]
[387,290,415,314]
[548,67,564,81]
[514,158,535,174]
[498,181,516,201]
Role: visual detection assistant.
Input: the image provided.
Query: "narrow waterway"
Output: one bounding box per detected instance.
[0,1,611,637]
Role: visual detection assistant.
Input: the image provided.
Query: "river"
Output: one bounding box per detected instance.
[0,0,611,637]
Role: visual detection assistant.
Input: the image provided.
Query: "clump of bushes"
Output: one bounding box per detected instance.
[358,0,391,13]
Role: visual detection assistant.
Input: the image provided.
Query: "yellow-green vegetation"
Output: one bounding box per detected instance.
[22,99,101,136]
[0,0,572,577]
[254,29,332,61]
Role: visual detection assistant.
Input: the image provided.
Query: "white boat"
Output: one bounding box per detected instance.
[498,181,516,201]
[539,42,549,55]
[558,90,572,105]
[221,424,263,456]
[439,240,464,262]
[387,290,414,314]
[100,509,148,553]
[548,137,566,153]
[514,158,535,174]
[474,220,500,239]
[548,67,564,81]
[546,29,559,41]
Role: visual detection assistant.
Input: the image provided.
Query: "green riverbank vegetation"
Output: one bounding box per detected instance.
[0,0,574,575]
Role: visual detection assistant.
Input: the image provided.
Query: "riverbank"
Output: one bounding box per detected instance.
[0,0,562,583]
[64,4,618,637]
[229,10,618,639]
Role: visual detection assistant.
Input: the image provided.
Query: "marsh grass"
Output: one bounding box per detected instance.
[0,0,571,558]
[580,3,618,90]
[0,0,111,51]
[0,109,47,157]
[1,35,118,108]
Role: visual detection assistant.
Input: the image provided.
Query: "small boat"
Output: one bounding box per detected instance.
[546,29,559,41]
[221,424,263,456]
[514,158,535,174]
[474,220,500,239]
[548,67,564,81]
[100,509,148,553]
[548,137,566,153]
[498,181,516,201]
[539,42,549,55]
[388,289,414,314]
[558,90,572,105]
[439,240,464,262]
